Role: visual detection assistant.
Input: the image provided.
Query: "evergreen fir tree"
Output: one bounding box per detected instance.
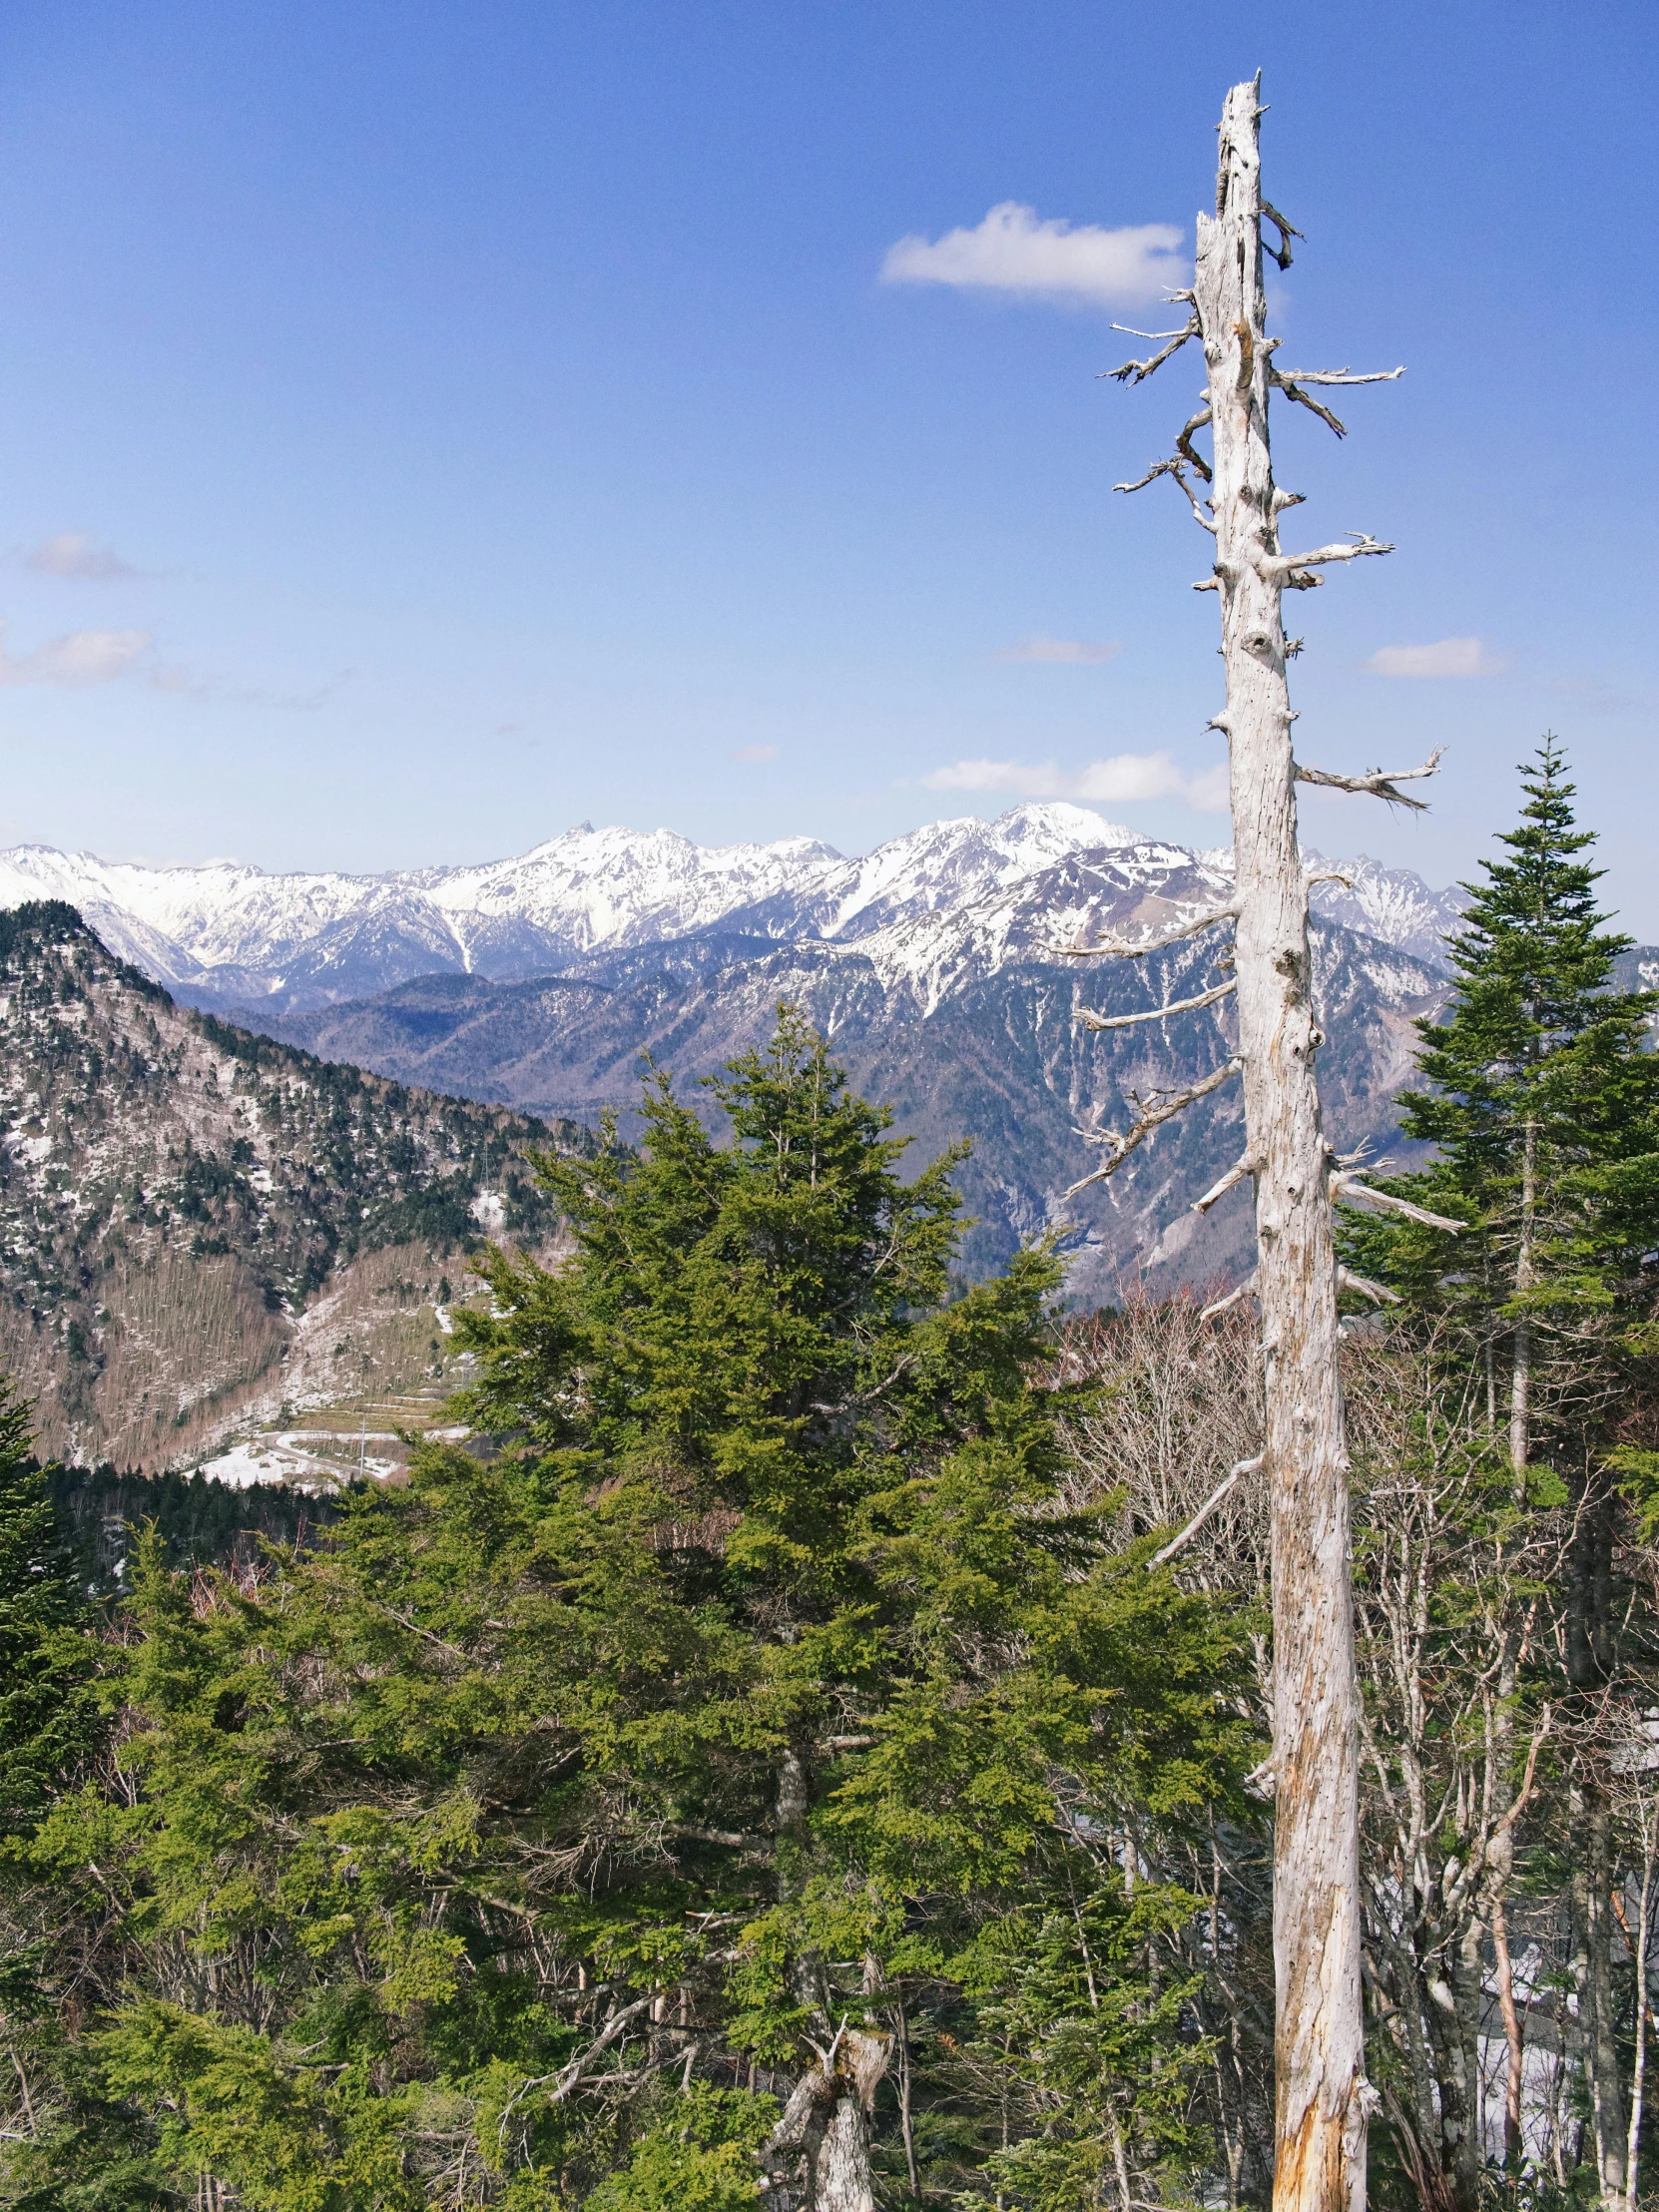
[0,1011,1251,2208]
[0,1379,93,1832]
[1345,738,1659,1471]
[1343,743,1659,2211]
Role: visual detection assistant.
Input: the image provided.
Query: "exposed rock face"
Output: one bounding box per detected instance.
[228,845,1452,1300]
[0,903,585,1467]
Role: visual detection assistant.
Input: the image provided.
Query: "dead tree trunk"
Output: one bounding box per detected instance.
[1071,75,1457,2212]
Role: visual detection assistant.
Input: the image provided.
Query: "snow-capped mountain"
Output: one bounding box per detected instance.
[1303,850,1469,968]
[0,802,1463,1012]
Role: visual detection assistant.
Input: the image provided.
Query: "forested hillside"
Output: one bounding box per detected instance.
[0,902,590,1467]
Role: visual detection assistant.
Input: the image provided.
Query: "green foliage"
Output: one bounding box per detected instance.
[0,1011,1248,2205]
[585,2084,776,2212]
[47,1461,342,1592]
[0,1381,95,1833]
[1341,740,1659,1423]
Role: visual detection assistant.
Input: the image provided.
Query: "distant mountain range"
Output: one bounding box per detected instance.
[0,804,1469,1010]
[0,807,1484,1308]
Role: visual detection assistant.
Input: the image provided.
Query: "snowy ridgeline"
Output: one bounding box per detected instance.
[0,803,1467,1012]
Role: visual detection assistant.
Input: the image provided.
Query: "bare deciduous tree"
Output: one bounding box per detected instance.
[1068,77,1458,2212]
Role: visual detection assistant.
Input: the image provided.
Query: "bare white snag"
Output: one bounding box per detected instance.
[1074,76,1455,2212]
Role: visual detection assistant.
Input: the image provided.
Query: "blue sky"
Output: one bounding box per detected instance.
[0,2,1654,919]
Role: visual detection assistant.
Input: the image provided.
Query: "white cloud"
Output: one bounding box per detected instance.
[25,531,140,581]
[1365,636,1507,679]
[881,204,1186,307]
[996,636,1123,665]
[0,622,152,687]
[730,743,781,764]
[921,750,1229,813]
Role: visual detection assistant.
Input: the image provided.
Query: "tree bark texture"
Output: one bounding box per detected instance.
[765,2030,893,2212]
[1195,82,1370,2212]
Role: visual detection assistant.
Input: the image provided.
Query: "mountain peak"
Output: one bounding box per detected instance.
[989,800,1135,848]
[0,810,1467,1012]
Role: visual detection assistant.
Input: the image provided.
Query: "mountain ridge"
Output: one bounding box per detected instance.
[1,804,1468,1012]
[224,841,1452,1300]
[0,901,589,1469]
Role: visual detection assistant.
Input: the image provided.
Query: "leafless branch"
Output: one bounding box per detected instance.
[1048,898,1240,960]
[1261,199,1303,269]
[1271,373,1350,437]
[1103,313,1200,384]
[1192,1153,1255,1214]
[1078,977,1237,1032]
[1065,1058,1242,1198]
[1305,866,1354,890]
[1337,1266,1400,1308]
[537,1994,656,2104]
[1201,1271,1258,1322]
[1277,366,1404,387]
[1153,1455,1264,1565]
[1114,455,1217,533]
[1294,747,1445,811]
[1491,1707,1551,1839]
[1331,1174,1464,1234]
[1263,533,1393,585]
[1176,407,1213,481]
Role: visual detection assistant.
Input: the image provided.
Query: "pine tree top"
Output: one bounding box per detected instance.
[1445,736,1632,1024]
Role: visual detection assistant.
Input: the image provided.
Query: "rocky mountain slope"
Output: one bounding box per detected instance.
[0,902,587,1468]
[235,845,1450,1299]
[0,804,1466,1010]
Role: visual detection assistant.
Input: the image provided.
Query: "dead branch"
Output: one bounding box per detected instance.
[1261,200,1303,269]
[542,1994,656,2102]
[1078,977,1237,1032]
[1294,747,1444,811]
[1114,455,1217,533]
[1305,866,1354,890]
[1064,1058,1243,1198]
[1277,367,1404,387]
[1337,1266,1400,1308]
[1153,1455,1265,1565]
[1192,1153,1256,1214]
[1049,898,1240,960]
[1263,533,1393,586]
[1271,373,1349,437]
[1201,1272,1258,1321]
[1331,1173,1464,1234]
[1103,312,1200,384]
[1177,406,1213,481]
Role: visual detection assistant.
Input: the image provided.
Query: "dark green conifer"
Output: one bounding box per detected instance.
[0,1011,1249,2207]
[1345,738,1659,1467]
[0,1380,93,1831]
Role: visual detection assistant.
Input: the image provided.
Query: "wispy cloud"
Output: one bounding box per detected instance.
[0,623,152,687]
[730,743,781,764]
[1365,636,1507,679]
[921,751,1229,812]
[882,204,1186,307]
[996,636,1123,665]
[25,531,140,581]
[1544,675,1650,718]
